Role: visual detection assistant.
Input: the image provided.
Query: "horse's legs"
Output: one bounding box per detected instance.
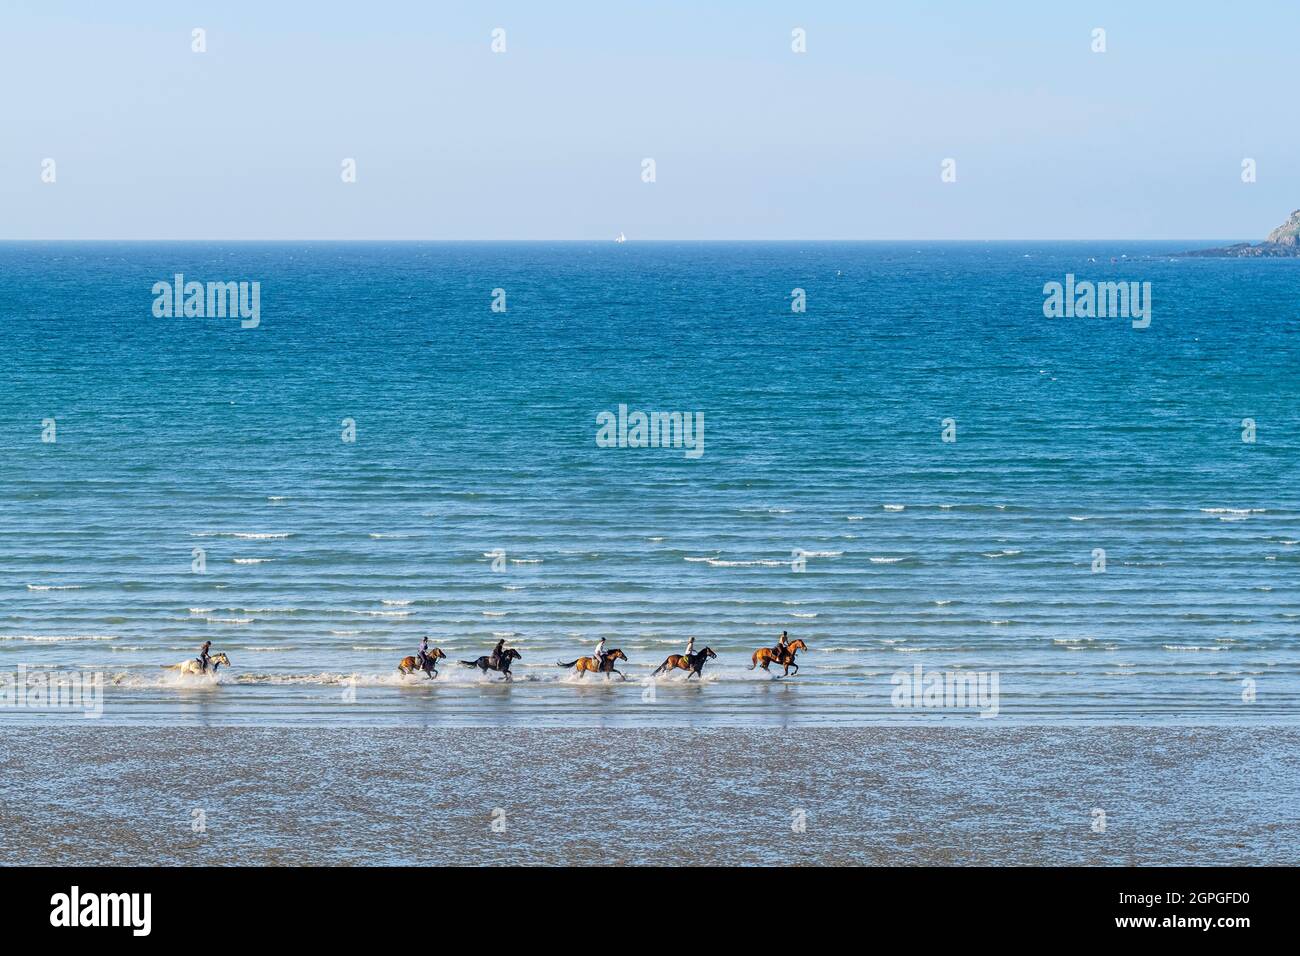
[611,668,624,681]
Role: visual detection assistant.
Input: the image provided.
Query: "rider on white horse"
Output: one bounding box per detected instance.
[198,640,212,673]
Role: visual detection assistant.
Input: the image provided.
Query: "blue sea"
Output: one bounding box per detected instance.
[2,241,1297,726]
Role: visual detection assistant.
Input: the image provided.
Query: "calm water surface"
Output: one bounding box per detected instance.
[2,242,1297,726]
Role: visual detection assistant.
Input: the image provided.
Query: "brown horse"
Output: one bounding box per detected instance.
[557,649,628,680]
[749,639,807,677]
[398,648,446,678]
[651,646,716,680]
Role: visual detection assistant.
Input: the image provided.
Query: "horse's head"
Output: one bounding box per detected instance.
[702,647,717,660]
[506,648,523,661]
[609,649,628,662]
[211,652,231,668]
[431,648,446,660]
[789,639,808,652]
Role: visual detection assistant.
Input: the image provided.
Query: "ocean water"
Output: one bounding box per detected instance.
[2,241,1297,726]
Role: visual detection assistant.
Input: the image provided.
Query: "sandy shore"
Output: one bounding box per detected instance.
[2,726,1296,865]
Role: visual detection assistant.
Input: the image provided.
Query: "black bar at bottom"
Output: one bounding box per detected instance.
[0,866,1279,941]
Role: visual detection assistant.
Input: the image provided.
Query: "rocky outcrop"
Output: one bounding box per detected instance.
[1178,209,1300,257]
[1264,209,1300,246]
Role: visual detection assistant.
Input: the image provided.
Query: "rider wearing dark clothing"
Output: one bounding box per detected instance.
[489,639,506,668]
[418,636,431,669]
[198,641,212,673]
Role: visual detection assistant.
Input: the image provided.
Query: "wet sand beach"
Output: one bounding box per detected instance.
[3,726,1295,866]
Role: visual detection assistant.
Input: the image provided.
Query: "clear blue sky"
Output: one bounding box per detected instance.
[2,0,1297,239]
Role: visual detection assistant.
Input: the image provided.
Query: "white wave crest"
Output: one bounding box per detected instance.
[0,634,117,642]
[192,532,293,539]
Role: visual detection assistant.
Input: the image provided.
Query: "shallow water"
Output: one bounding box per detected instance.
[2,242,1297,727]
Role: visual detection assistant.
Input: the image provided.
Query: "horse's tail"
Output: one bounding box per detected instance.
[460,660,479,667]
[160,663,181,670]
[557,659,579,669]
[651,659,669,677]
[748,650,760,670]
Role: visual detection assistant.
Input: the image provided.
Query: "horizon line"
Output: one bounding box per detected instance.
[0,237,1249,244]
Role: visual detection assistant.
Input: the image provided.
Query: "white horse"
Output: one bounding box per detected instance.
[162,652,231,676]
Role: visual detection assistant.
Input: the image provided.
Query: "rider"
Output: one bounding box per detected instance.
[489,638,506,668]
[197,640,212,673]
[683,635,695,661]
[772,631,790,660]
[593,637,607,671]
[418,636,431,669]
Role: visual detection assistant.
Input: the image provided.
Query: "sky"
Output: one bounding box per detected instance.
[1,0,1297,240]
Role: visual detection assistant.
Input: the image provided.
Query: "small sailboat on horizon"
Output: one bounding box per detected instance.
[615,232,626,244]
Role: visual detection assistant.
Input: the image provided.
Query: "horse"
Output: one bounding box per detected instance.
[557,649,628,680]
[162,652,231,677]
[398,648,446,678]
[749,638,808,677]
[460,647,523,681]
[651,646,716,680]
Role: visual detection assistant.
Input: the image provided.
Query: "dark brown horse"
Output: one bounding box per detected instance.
[397,648,446,678]
[651,646,716,680]
[557,649,628,679]
[749,638,807,677]
[460,647,523,681]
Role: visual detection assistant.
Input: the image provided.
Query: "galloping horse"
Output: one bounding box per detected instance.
[460,647,523,681]
[557,649,628,680]
[651,646,716,680]
[749,638,808,677]
[398,648,446,678]
[163,652,231,676]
